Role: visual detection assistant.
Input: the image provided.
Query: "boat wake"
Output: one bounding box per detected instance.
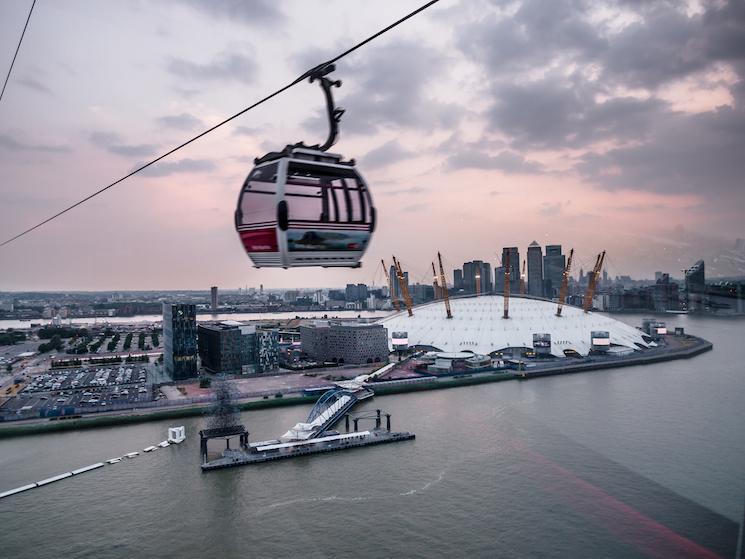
[399,469,446,496]
[258,469,447,514]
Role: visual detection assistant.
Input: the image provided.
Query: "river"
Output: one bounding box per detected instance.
[0,313,743,558]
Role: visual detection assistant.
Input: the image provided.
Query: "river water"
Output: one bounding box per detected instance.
[0,313,743,558]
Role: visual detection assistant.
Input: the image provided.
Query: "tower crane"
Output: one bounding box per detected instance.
[556,248,574,317]
[503,250,511,319]
[392,256,413,317]
[432,262,440,300]
[519,259,526,296]
[382,259,400,312]
[437,252,453,319]
[583,250,606,313]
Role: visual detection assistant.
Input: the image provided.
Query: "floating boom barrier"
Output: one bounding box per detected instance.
[0,426,186,500]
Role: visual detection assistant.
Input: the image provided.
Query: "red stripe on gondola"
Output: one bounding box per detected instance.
[240,228,278,253]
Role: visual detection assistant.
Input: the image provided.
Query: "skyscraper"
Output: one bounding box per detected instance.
[462,260,493,293]
[389,266,409,300]
[684,260,705,311]
[543,245,566,298]
[210,286,218,310]
[463,261,477,292]
[163,303,198,381]
[481,263,492,293]
[527,241,544,297]
[494,266,505,292]
[501,247,520,293]
[454,269,463,290]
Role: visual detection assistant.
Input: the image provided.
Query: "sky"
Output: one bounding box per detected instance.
[0,0,744,291]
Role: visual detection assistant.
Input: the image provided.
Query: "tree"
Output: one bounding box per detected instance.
[38,335,63,353]
[5,364,11,373]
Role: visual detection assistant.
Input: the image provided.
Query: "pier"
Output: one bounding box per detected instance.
[201,389,414,471]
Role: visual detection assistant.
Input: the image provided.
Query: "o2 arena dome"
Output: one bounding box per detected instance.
[379,295,649,357]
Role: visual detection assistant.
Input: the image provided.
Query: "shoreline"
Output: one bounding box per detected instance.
[0,335,713,439]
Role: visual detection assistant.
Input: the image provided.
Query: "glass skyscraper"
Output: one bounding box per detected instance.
[163,303,198,380]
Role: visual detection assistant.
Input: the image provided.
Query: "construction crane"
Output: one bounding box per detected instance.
[392,256,413,317]
[382,259,400,312]
[503,250,511,319]
[437,252,453,319]
[583,250,606,313]
[432,262,440,300]
[555,248,574,317]
[519,259,526,296]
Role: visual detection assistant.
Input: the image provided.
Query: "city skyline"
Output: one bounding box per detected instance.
[1,1,744,290]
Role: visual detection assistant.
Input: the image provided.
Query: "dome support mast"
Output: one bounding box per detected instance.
[392,256,414,317]
[382,259,400,312]
[556,248,574,317]
[583,250,606,313]
[437,252,453,319]
[503,251,510,319]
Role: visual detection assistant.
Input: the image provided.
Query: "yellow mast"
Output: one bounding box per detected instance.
[382,259,400,312]
[556,248,574,317]
[437,252,453,319]
[392,256,413,317]
[503,251,511,319]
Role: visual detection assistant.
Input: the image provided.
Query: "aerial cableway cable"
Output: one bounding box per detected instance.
[0,0,36,104]
[0,0,441,249]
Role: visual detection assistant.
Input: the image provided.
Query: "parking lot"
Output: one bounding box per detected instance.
[2,364,158,417]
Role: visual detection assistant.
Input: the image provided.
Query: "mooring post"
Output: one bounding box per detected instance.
[386,413,391,431]
[376,409,381,429]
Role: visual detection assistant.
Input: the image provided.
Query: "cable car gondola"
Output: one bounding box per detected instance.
[235,65,375,268]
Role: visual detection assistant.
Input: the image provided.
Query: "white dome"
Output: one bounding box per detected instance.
[378,295,649,357]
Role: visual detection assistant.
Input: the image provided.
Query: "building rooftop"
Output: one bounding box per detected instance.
[378,295,650,357]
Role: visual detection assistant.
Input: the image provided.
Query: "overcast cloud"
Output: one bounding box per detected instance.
[0,0,743,290]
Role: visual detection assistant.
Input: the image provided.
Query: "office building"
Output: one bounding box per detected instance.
[389,266,409,300]
[652,274,681,312]
[685,260,705,293]
[462,261,492,293]
[494,266,505,293]
[163,303,198,381]
[300,322,389,364]
[684,260,706,312]
[526,241,544,298]
[501,247,520,293]
[254,329,280,373]
[198,321,257,375]
[345,283,369,302]
[454,269,463,290]
[543,245,566,298]
[210,286,218,310]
